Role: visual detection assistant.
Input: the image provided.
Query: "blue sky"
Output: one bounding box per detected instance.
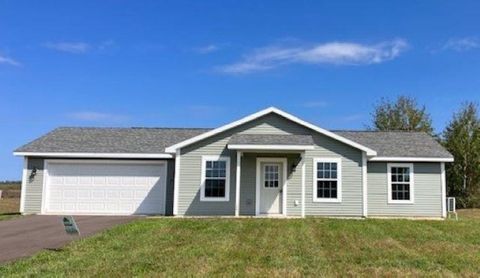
[1,0,479,180]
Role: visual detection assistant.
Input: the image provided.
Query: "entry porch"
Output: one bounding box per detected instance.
[228,134,313,217]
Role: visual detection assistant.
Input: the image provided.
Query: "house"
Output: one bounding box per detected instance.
[13,107,454,218]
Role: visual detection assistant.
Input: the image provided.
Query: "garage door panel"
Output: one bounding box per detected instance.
[63,190,76,200]
[77,190,90,199]
[106,190,120,198]
[45,161,166,215]
[107,177,121,185]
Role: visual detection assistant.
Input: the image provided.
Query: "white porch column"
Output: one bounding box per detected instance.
[20,157,28,214]
[362,152,368,217]
[173,149,180,216]
[301,152,306,218]
[441,162,447,218]
[235,151,242,217]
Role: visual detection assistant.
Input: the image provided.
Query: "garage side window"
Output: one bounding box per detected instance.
[388,163,414,204]
[313,158,342,202]
[201,156,230,201]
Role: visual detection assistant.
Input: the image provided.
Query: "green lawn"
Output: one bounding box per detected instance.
[1,212,480,276]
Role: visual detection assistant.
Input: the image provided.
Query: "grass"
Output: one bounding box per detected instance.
[0,182,21,221]
[0,182,21,191]
[0,198,20,221]
[1,210,480,276]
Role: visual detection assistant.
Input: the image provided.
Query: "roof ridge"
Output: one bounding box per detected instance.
[57,126,213,130]
[332,130,428,133]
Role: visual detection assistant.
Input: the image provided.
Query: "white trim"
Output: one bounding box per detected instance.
[235,151,242,217]
[301,153,306,218]
[228,144,314,151]
[200,155,231,202]
[165,107,377,155]
[255,157,288,216]
[312,157,342,203]
[369,156,453,162]
[20,157,28,214]
[41,160,47,214]
[14,152,173,159]
[173,149,180,215]
[362,152,368,217]
[41,159,168,215]
[441,162,447,218]
[387,163,415,204]
[283,159,288,216]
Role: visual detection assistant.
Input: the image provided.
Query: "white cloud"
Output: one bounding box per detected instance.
[0,54,21,67]
[43,40,115,54]
[44,42,91,54]
[68,111,127,122]
[341,113,364,122]
[442,37,480,52]
[194,44,220,54]
[302,101,328,108]
[98,40,115,51]
[217,39,408,74]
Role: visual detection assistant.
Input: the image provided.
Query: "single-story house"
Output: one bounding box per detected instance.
[14,107,454,218]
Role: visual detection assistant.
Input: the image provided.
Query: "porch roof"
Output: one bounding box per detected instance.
[227,134,315,150]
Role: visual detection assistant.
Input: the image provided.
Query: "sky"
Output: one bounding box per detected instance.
[1,0,480,180]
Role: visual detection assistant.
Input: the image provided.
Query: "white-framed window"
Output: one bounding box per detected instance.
[200,155,230,202]
[387,163,414,204]
[264,164,279,188]
[313,158,342,202]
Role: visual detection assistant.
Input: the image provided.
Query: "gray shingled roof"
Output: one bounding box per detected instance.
[229,134,314,146]
[15,127,452,159]
[15,127,211,154]
[333,131,453,158]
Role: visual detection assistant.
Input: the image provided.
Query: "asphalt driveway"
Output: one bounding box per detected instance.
[0,215,139,264]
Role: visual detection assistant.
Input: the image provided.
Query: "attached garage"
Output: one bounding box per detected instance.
[42,160,167,215]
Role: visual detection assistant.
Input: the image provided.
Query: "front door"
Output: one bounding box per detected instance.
[260,162,283,214]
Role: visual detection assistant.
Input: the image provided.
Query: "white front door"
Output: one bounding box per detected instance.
[260,162,283,214]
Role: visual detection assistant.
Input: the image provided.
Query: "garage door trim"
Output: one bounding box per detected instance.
[41,159,168,215]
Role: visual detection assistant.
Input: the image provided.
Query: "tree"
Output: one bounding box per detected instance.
[442,102,480,208]
[370,96,434,134]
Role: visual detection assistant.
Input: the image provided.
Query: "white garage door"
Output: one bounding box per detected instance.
[44,161,167,215]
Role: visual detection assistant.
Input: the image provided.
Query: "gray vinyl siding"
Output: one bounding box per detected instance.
[178,114,312,216]
[177,113,363,217]
[303,135,363,217]
[23,157,45,214]
[367,162,442,217]
[239,154,256,215]
[237,114,311,135]
[179,137,237,215]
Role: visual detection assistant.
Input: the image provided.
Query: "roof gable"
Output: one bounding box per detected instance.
[164,107,377,156]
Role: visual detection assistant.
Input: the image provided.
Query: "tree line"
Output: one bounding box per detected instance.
[371,96,480,208]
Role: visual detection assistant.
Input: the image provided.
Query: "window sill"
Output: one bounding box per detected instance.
[388,200,414,204]
[200,197,230,202]
[313,198,342,203]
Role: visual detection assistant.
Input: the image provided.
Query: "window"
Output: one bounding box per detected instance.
[313,158,342,202]
[264,164,279,188]
[201,156,230,201]
[388,163,414,204]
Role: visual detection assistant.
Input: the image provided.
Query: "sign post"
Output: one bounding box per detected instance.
[62,216,80,236]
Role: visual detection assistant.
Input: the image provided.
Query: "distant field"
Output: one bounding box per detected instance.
[0,198,20,221]
[0,182,21,221]
[0,182,21,190]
